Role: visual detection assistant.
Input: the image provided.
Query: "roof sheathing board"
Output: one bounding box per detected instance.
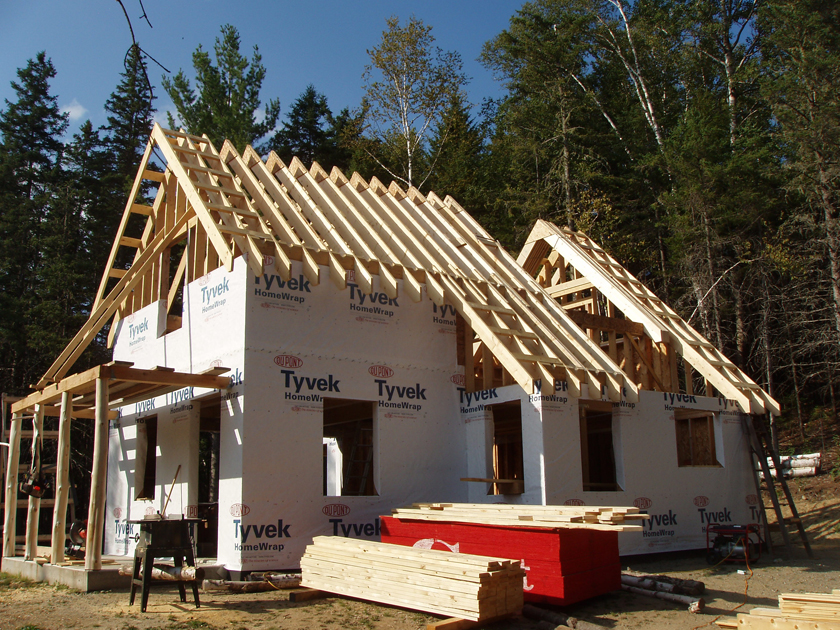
[37,125,637,403]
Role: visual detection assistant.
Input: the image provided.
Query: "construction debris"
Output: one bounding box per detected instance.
[522,603,607,629]
[391,503,648,531]
[300,536,524,622]
[119,564,203,581]
[716,590,840,628]
[202,575,301,593]
[621,573,705,597]
[621,582,704,613]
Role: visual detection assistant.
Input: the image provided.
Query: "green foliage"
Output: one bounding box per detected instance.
[269,84,333,166]
[0,52,68,394]
[162,24,280,152]
[362,16,469,188]
[0,572,42,590]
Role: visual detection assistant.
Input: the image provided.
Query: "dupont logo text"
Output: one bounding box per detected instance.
[745,494,758,505]
[369,365,394,378]
[323,504,351,517]
[694,496,710,508]
[450,374,465,387]
[230,503,250,517]
[564,499,585,506]
[634,497,652,510]
[274,355,303,368]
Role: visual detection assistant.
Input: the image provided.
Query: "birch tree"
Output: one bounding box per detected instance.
[363,16,468,189]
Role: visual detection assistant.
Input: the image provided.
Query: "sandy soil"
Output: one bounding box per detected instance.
[1,475,838,630]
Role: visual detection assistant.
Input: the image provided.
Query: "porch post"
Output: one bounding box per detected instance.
[85,378,108,571]
[24,405,44,560]
[2,411,23,557]
[50,392,72,563]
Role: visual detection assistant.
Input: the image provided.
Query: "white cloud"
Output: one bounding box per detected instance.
[61,98,88,122]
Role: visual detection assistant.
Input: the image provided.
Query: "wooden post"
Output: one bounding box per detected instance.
[482,344,494,390]
[24,405,44,560]
[3,411,23,557]
[51,392,72,564]
[463,320,475,393]
[685,362,695,395]
[86,378,109,571]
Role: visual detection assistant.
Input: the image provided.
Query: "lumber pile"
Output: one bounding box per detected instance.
[300,536,525,622]
[716,590,840,628]
[391,503,648,531]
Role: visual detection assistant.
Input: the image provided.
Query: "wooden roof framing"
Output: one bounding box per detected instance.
[35,124,639,403]
[518,220,779,415]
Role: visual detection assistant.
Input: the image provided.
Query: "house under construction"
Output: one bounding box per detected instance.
[2,124,782,582]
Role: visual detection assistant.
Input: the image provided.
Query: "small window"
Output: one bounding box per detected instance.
[135,415,158,500]
[323,399,377,496]
[675,410,720,467]
[580,402,619,491]
[489,400,523,495]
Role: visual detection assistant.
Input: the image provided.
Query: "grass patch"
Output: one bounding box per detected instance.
[0,573,44,591]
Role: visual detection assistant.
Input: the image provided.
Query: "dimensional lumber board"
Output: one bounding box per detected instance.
[391,503,646,532]
[381,515,622,606]
[519,219,780,415]
[715,590,840,628]
[300,536,524,622]
[39,124,640,405]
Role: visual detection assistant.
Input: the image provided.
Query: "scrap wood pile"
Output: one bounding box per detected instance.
[391,503,648,531]
[716,591,840,628]
[621,573,705,613]
[300,536,524,622]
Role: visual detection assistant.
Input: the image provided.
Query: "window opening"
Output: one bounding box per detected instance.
[580,402,619,491]
[675,410,720,467]
[197,397,221,557]
[323,398,377,496]
[489,400,523,495]
[135,415,158,500]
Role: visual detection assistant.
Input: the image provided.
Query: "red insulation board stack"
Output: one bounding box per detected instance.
[380,516,620,606]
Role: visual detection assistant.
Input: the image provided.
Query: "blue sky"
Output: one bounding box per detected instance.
[0,0,520,136]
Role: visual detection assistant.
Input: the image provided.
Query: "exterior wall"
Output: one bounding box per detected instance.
[104,253,757,568]
[105,257,248,558]
[227,259,468,572]
[538,389,755,555]
[105,256,470,571]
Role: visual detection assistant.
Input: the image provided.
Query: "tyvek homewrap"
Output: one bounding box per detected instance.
[535,389,754,556]
[105,252,756,570]
[105,256,469,571]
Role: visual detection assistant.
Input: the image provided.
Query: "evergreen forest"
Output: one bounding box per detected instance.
[1,0,839,478]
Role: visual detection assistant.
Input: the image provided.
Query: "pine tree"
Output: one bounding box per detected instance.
[426,94,485,208]
[97,44,157,283]
[162,24,280,151]
[0,52,68,393]
[269,85,333,166]
[104,45,155,191]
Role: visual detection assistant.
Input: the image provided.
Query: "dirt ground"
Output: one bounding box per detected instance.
[1,474,838,630]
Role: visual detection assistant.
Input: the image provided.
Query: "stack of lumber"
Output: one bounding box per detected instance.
[716,590,840,629]
[391,503,648,531]
[381,503,645,606]
[300,536,525,622]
